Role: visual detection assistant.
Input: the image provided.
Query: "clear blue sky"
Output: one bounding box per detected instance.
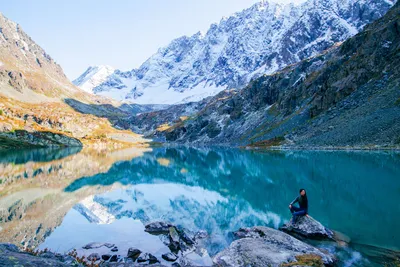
[1,0,298,80]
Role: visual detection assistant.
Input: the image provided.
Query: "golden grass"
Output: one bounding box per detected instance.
[0,95,149,149]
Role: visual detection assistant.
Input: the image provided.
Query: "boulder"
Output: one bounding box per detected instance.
[101,254,111,261]
[111,246,118,252]
[87,253,100,261]
[137,252,159,264]
[0,122,12,132]
[213,226,335,267]
[145,221,174,235]
[280,215,334,240]
[127,247,141,260]
[109,254,119,262]
[162,252,178,262]
[148,253,159,264]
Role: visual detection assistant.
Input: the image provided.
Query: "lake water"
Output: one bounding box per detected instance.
[0,146,399,266]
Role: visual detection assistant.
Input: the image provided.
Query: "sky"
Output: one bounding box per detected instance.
[1,0,300,80]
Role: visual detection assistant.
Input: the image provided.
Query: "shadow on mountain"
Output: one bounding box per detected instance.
[64,98,130,119]
[64,98,168,130]
[64,98,162,131]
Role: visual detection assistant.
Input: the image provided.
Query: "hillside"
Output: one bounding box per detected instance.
[0,13,148,149]
[74,0,394,104]
[131,0,400,149]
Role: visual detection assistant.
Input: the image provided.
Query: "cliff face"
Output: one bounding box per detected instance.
[133,1,400,148]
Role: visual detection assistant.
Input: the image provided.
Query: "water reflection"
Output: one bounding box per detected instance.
[0,147,399,265]
[0,146,151,248]
[0,147,82,164]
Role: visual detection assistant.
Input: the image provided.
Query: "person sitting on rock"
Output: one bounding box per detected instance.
[289,188,308,224]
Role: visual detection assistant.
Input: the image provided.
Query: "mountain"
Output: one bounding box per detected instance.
[74,0,394,104]
[129,0,400,149]
[72,65,115,94]
[0,12,147,149]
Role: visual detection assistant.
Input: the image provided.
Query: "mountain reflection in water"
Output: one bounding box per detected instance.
[0,147,399,265]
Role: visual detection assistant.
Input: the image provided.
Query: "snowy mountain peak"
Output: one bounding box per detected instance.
[73,65,115,94]
[74,0,394,104]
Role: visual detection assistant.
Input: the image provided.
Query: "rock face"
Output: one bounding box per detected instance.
[136,1,400,148]
[280,215,334,240]
[213,226,335,267]
[74,0,394,105]
[0,243,80,266]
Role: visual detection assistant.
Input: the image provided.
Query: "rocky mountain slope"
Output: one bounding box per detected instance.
[74,0,394,104]
[130,0,400,149]
[0,13,148,149]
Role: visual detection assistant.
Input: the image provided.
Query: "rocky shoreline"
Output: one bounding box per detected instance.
[2,216,399,266]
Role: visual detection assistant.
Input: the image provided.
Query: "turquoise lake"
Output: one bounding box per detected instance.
[0,147,399,266]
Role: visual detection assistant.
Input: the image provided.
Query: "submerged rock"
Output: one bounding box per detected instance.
[82,242,115,249]
[280,215,334,240]
[214,226,335,267]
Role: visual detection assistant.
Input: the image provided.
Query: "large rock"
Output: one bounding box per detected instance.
[213,226,335,267]
[144,221,174,235]
[280,215,334,240]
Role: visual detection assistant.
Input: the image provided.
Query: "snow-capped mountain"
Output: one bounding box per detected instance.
[73,0,394,104]
[72,65,115,94]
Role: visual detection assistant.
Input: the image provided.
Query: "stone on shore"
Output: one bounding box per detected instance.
[213,226,335,267]
[87,252,101,261]
[127,247,142,260]
[162,252,178,262]
[280,215,334,240]
[144,221,174,235]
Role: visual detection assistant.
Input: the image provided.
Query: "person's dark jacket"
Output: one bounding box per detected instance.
[290,195,308,211]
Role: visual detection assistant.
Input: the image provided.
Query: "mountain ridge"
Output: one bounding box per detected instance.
[128,0,400,149]
[74,0,395,104]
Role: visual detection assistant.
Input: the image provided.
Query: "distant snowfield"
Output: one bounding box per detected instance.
[98,81,227,105]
